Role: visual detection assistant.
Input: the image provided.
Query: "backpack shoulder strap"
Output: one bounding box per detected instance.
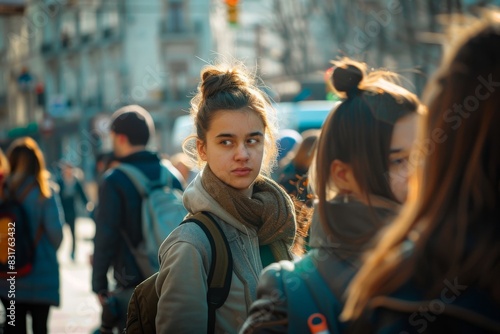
[159,160,173,188]
[114,163,150,196]
[180,211,233,334]
[283,255,344,334]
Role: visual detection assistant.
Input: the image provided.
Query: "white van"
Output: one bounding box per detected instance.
[170,114,195,154]
[274,100,339,133]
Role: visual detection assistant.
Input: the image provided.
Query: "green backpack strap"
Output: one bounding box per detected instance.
[181,211,233,334]
[126,212,233,334]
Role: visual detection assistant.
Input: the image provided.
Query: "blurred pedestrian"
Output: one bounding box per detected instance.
[241,57,422,333]
[94,151,117,181]
[155,60,297,333]
[55,161,93,261]
[0,137,64,334]
[277,129,320,254]
[277,128,320,204]
[91,105,184,333]
[270,129,302,181]
[170,151,198,187]
[342,13,500,333]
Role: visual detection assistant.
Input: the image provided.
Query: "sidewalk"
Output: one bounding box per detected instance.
[49,217,101,333]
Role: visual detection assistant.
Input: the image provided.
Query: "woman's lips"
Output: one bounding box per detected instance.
[232,168,252,176]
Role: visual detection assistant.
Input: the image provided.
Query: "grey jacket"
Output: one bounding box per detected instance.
[155,172,285,334]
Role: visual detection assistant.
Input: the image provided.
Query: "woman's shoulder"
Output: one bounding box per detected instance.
[158,215,215,256]
[358,281,500,334]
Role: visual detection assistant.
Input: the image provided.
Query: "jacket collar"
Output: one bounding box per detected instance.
[117,150,159,164]
[309,196,399,255]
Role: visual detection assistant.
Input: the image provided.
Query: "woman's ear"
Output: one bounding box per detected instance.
[330,159,359,194]
[196,139,207,161]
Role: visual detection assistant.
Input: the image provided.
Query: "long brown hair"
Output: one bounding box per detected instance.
[6,137,52,199]
[342,14,500,320]
[310,58,422,237]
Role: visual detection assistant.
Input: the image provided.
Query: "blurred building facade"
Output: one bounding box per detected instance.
[0,0,215,179]
[3,0,498,180]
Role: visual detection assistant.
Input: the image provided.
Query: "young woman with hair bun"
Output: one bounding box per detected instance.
[155,61,297,333]
[240,58,423,333]
[342,14,500,333]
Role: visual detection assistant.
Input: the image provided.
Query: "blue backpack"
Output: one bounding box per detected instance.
[279,255,345,334]
[115,161,188,277]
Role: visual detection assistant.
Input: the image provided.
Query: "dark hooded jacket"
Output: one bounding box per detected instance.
[240,197,398,333]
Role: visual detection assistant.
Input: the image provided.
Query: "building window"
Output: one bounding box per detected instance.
[167,2,184,33]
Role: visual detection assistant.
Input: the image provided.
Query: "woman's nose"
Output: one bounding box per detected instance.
[235,143,250,161]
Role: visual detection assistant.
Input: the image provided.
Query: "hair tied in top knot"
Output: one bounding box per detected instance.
[201,68,248,100]
[200,70,226,100]
[332,64,364,98]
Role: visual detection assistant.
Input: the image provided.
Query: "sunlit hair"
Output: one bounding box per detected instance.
[0,148,9,199]
[6,137,52,199]
[342,13,500,320]
[184,59,279,177]
[309,57,422,237]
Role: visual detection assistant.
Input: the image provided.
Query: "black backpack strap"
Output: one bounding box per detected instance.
[180,211,233,334]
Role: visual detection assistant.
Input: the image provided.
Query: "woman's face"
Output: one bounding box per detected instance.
[388,113,418,203]
[197,109,265,197]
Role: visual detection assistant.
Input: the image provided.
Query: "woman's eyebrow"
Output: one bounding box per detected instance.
[248,131,264,137]
[215,133,235,138]
[215,131,263,138]
[389,148,403,154]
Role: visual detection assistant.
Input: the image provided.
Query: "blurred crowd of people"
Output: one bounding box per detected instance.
[1,11,499,334]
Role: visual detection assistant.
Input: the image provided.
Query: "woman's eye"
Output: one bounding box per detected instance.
[220,140,232,146]
[390,157,408,166]
[248,138,259,145]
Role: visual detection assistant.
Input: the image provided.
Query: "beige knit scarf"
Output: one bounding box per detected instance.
[201,166,296,261]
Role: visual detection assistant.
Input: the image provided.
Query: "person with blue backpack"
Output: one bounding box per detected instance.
[240,58,423,333]
[91,105,184,333]
[154,60,297,333]
[342,13,500,333]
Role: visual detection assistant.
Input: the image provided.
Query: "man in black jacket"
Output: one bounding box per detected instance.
[91,105,183,333]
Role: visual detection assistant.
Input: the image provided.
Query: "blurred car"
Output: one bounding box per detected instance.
[274,100,339,133]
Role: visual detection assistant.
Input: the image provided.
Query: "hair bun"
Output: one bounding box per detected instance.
[200,68,248,100]
[332,64,364,97]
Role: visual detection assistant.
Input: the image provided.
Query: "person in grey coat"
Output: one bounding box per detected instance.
[0,137,64,334]
[155,61,297,333]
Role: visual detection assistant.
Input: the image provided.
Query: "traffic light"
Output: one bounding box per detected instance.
[225,0,239,25]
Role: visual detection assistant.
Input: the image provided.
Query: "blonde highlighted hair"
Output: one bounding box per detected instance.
[7,137,52,199]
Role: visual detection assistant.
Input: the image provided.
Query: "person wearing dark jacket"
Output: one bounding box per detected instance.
[0,137,64,334]
[91,105,183,333]
[241,58,422,333]
[56,162,92,261]
[342,14,500,333]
